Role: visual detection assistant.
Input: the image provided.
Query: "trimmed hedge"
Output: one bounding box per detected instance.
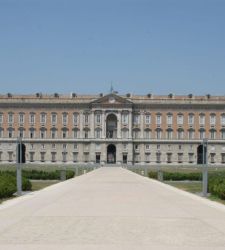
[0,173,31,199]
[148,171,202,181]
[208,172,225,200]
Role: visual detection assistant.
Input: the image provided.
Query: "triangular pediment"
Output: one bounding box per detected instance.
[91,93,133,105]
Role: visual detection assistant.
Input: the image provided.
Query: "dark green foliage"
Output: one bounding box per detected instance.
[0,172,31,199]
[21,170,75,180]
[208,172,225,200]
[148,171,202,181]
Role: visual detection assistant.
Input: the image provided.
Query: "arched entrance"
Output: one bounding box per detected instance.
[107,144,116,163]
[106,114,117,138]
[197,144,207,164]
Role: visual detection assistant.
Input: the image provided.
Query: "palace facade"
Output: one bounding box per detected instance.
[0,92,225,165]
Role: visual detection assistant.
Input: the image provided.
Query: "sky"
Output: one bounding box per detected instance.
[0,0,225,95]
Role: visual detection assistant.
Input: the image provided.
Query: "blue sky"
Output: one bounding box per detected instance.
[0,0,225,95]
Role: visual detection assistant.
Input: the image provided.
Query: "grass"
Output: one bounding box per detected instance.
[166,181,225,205]
[30,180,60,191]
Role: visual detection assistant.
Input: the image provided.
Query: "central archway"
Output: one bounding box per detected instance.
[106,114,117,138]
[107,144,116,164]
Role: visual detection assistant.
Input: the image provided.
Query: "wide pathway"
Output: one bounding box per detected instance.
[0,167,225,250]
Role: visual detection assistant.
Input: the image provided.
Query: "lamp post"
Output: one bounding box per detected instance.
[202,138,208,197]
[16,137,22,196]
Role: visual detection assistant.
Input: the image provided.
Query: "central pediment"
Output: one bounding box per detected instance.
[90,93,133,106]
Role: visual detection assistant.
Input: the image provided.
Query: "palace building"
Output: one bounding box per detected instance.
[0,92,225,165]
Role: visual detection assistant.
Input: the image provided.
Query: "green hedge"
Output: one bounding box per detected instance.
[148,171,202,181]
[208,172,225,200]
[0,173,31,199]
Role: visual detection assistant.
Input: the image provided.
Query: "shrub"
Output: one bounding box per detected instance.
[0,174,17,199]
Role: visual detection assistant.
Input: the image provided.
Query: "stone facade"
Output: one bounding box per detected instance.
[0,92,225,165]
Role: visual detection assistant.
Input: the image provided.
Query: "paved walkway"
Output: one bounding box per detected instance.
[0,167,225,250]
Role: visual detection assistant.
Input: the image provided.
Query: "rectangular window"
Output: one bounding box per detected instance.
[122,114,128,124]
[221,114,225,125]
[95,114,101,124]
[221,131,225,140]
[51,152,56,162]
[62,152,67,162]
[156,115,161,125]
[19,113,24,124]
[40,152,45,162]
[167,153,172,163]
[188,114,194,125]
[51,113,57,125]
[73,130,79,138]
[95,130,101,138]
[177,115,184,125]
[40,113,46,124]
[156,130,161,139]
[133,115,140,125]
[188,153,194,163]
[144,130,151,139]
[73,113,79,125]
[84,131,88,139]
[156,152,161,163]
[30,152,34,162]
[177,130,184,139]
[188,130,194,139]
[62,113,68,125]
[145,115,151,124]
[0,113,3,124]
[29,113,35,124]
[199,130,205,139]
[199,114,205,125]
[8,113,14,124]
[178,153,183,163]
[210,115,216,125]
[210,153,215,163]
[84,114,89,124]
[210,130,216,139]
[145,144,150,150]
[73,152,78,162]
[145,153,150,163]
[8,152,13,162]
[221,153,225,163]
[167,115,173,125]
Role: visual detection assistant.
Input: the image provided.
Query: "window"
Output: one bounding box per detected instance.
[210,130,216,139]
[188,129,194,139]
[73,113,79,125]
[8,128,13,138]
[51,129,57,139]
[51,113,57,125]
[29,152,34,162]
[8,152,13,162]
[221,114,225,126]
[19,113,24,124]
[84,114,89,124]
[145,153,150,163]
[134,153,139,163]
[210,114,216,125]
[18,128,24,138]
[62,152,67,162]
[157,144,160,150]
[133,115,140,125]
[30,128,35,138]
[29,113,35,124]
[167,129,173,139]
[95,129,101,138]
[167,153,172,163]
[178,153,183,163]
[40,113,46,124]
[188,153,194,163]
[41,144,45,149]
[73,129,79,138]
[144,130,151,139]
[62,129,67,139]
[122,129,129,139]
[84,130,88,139]
[210,153,215,163]
[156,129,161,139]
[62,144,67,150]
[122,113,128,124]
[221,153,225,163]
[199,129,205,139]
[199,114,205,125]
[0,128,3,138]
[73,152,78,162]
[177,114,184,125]
[167,114,173,125]
[40,152,45,162]
[74,143,78,150]
[221,130,225,139]
[8,113,14,124]
[177,129,184,139]
[95,114,101,124]
[145,144,150,150]
[156,114,161,125]
[52,143,56,149]
[188,114,194,125]
[156,152,161,163]
[62,113,68,125]
[0,113,3,124]
[133,130,140,139]
[51,152,56,162]
[40,129,46,139]
[145,114,151,124]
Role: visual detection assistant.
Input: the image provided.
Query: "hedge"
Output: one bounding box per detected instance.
[0,173,31,199]
[148,171,202,181]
